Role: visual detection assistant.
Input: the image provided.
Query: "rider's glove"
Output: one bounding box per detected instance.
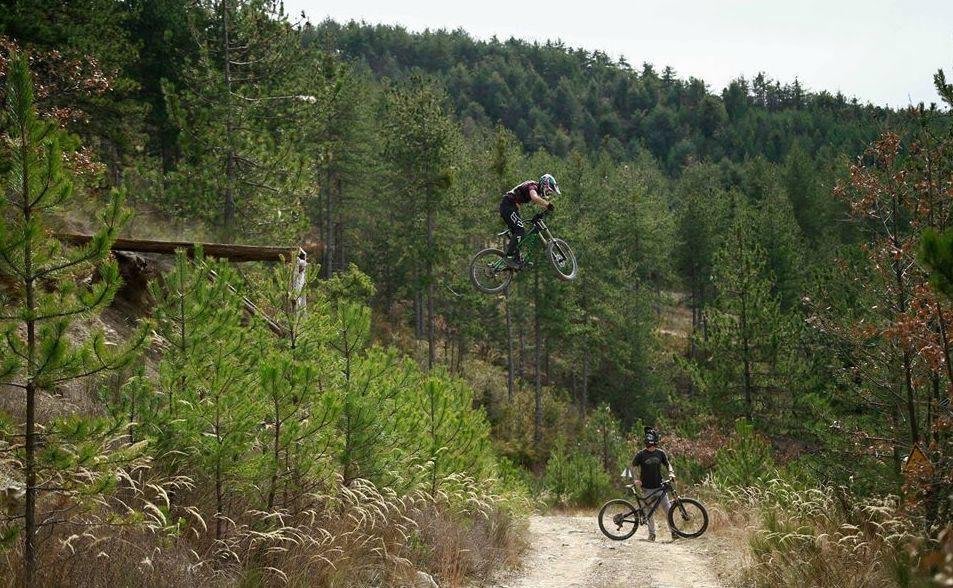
[547,202,555,211]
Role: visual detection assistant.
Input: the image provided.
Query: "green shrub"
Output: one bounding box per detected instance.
[544,438,613,507]
[712,419,777,488]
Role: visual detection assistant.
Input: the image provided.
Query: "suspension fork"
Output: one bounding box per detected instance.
[537,221,553,246]
[668,485,688,516]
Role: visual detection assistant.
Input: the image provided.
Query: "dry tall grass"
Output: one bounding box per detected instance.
[0,475,527,587]
[700,479,937,588]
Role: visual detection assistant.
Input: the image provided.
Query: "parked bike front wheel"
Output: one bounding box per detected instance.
[598,499,640,540]
[667,497,709,538]
[469,248,514,294]
[547,238,577,281]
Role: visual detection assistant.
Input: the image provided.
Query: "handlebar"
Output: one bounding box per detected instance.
[531,208,553,224]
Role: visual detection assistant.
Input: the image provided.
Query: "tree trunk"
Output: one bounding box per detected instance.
[891,402,903,492]
[929,371,939,445]
[889,195,919,445]
[215,457,224,541]
[701,287,709,342]
[572,370,580,414]
[324,168,334,279]
[533,267,542,452]
[582,344,590,414]
[505,290,515,401]
[740,290,754,423]
[267,398,281,511]
[22,129,37,588]
[414,289,423,339]
[336,219,346,270]
[222,0,236,236]
[426,208,436,369]
[689,277,698,358]
[901,347,919,445]
[544,336,551,385]
[24,324,36,587]
[518,328,525,380]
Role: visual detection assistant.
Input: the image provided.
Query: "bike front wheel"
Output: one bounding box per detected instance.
[598,499,640,540]
[667,497,709,538]
[469,248,514,294]
[547,238,577,281]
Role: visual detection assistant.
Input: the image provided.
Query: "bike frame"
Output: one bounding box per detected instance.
[629,479,679,521]
[493,214,556,269]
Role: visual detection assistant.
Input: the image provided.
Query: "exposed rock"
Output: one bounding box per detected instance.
[414,570,439,588]
[114,251,159,308]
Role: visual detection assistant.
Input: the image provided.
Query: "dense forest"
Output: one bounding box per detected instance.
[0,0,951,586]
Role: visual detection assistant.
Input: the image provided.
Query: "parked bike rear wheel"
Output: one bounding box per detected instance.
[667,497,708,538]
[598,499,640,540]
[469,248,514,294]
[547,238,577,281]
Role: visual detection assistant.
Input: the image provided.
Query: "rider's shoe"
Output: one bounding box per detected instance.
[670,532,679,541]
[504,257,525,270]
[647,532,656,542]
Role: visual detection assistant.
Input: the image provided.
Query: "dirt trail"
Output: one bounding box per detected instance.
[490,515,725,588]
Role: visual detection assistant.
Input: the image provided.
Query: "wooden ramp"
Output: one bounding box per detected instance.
[55,233,307,262]
[55,233,304,337]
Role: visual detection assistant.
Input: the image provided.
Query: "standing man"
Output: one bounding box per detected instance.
[631,428,677,541]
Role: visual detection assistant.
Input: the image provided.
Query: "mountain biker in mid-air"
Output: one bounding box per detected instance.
[631,428,677,542]
[499,174,560,269]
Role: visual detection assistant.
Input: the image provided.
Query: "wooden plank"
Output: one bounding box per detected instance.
[56,233,300,338]
[55,233,301,262]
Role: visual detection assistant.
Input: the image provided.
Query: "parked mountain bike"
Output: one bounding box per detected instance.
[597,474,709,540]
[468,209,577,294]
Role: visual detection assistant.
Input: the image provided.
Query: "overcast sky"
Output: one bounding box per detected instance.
[281,0,953,108]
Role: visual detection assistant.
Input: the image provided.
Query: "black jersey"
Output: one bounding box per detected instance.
[632,448,670,489]
[505,180,539,205]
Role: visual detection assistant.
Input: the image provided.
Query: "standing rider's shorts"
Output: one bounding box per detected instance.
[643,487,675,537]
[499,195,525,258]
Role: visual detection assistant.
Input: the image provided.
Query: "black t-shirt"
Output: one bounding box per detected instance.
[506,180,539,205]
[631,448,670,489]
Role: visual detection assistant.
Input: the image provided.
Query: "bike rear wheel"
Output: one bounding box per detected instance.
[598,499,640,540]
[547,238,577,281]
[469,248,514,294]
[667,497,709,538]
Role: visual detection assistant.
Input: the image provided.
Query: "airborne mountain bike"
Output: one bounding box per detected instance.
[597,475,709,540]
[468,209,578,294]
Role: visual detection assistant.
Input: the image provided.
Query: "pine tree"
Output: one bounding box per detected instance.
[148,252,262,540]
[161,0,308,240]
[379,78,459,369]
[255,260,338,511]
[674,163,728,355]
[691,203,800,425]
[416,376,491,495]
[0,55,145,585]
[302,46,375,278]
[490,124,522,399]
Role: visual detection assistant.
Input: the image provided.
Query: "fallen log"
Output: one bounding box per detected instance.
[55,233,304,262]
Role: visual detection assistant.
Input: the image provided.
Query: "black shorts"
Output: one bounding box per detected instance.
[499,196,525,237]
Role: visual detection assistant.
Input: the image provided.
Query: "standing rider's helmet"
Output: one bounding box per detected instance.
[644,428,660,446]
[539,173,561,197]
